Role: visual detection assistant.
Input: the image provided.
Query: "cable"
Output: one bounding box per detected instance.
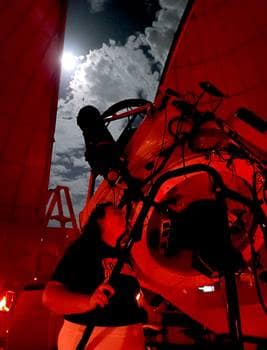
[249,225,267,315]
[146,107,169,187]
[248,171,267,315]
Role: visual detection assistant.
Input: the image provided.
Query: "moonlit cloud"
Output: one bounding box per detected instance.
[87,0,110,13]
[50,1,186,219]
[145,0,187,65]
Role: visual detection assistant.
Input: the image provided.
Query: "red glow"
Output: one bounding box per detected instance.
[198,285,215,293]
[136,292,141,302]
[0,296,9,312]
[0,291,15,313]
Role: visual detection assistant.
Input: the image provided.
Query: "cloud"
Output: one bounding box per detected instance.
[145,0,187,65]
[50,1,186,219]
[69,39,159,113]
[87,0,110,13]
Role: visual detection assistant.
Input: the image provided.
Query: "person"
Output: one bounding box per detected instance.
[43,202,145,350]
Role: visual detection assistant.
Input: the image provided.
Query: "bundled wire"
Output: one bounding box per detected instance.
[249,171,267,315]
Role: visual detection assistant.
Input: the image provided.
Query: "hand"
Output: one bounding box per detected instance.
[89,283,115,309]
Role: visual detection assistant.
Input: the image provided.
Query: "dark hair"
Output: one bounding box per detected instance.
[81,202,113,242]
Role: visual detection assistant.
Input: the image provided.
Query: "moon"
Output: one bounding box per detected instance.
[61,51,77,71]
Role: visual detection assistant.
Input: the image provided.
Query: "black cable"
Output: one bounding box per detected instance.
[181,135,186,168]
[76,204,135,350]
[249,222,267,315]
[148,107,169,184]
[248,171,267,315]
[264,189,267,204]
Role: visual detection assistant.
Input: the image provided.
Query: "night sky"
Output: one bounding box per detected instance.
[50,0,187,219]
[60,0,161,95]
[65,0,161,52]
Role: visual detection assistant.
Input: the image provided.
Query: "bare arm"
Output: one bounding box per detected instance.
[42,280,114,315]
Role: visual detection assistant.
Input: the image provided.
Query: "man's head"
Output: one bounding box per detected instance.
[83,202,126,247]
[98,205,126,247]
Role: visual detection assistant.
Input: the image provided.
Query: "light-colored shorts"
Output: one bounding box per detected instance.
[58,319,145,350]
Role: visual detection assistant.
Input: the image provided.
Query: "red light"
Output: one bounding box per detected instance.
[0,296,9,312]
[0,291,15,313]
[198,285,215,293]
[136,292,141,302]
